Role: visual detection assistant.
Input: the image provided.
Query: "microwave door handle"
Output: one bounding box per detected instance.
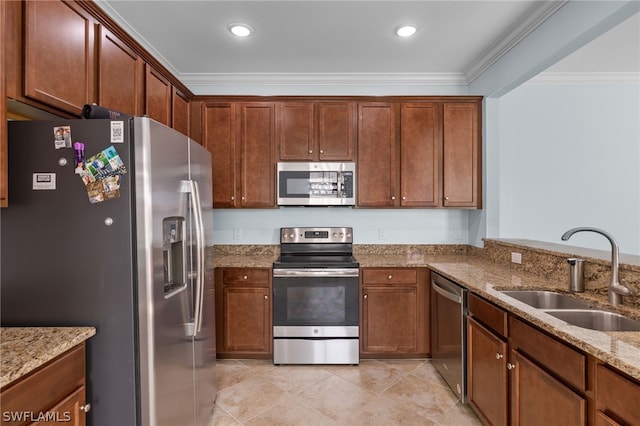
[337,172,343,198]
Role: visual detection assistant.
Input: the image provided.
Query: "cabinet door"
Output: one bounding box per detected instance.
[510,349,586,426]
[468,317,508,426]
[24,0,95,114]
[203,103,237,208]
[145,65,172,126]
[239,102,276,207]
[97,26,143,116]
[317,102,356,160]
[442,102,481,207]
[222,286,271,353]
[596,364,640,426]
[278,102,314,160]
[32,386,87,426]
[361,286,418,353]
[172,88,190,136]
[400,103,440,207]
[357,103,398,207]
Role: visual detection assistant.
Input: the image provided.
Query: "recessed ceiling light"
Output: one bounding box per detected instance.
[395,24,418,38]
[229,23,253,37]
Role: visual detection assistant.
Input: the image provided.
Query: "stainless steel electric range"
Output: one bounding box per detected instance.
[272,227,359,365]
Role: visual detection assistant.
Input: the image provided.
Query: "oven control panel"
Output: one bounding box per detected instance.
[280,227,353,243]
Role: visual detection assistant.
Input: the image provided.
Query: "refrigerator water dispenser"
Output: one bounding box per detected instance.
[163,216,187,297]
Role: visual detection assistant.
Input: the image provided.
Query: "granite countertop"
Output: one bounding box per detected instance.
[428,258,640,380]
[0,327,96,388]
[212,245,640,380]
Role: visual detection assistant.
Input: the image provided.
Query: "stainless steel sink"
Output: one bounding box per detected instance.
[500,290,594,310]
[544,310,640,332]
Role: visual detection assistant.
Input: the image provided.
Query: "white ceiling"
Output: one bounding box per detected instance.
[96,1,639,94]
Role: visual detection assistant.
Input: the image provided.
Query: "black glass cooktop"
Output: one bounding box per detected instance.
[273,254,359,269]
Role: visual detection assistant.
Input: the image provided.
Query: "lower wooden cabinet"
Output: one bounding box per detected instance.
[214,267,272,358]
[468,316,508,426]
[595,363,640,426]
[360,268,429,357]
[510,348,586,425]
[0,343,89,426]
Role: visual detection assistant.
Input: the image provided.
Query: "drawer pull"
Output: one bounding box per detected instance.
[80,404,91,413]
[507,363,515,370]
[496,353,503,360]
[243,275,248,280]
[388,275,393,280]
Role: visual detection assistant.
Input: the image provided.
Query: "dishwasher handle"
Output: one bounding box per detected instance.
[431,275,463,304]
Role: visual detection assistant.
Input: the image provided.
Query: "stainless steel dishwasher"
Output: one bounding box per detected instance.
[431,272,468,403]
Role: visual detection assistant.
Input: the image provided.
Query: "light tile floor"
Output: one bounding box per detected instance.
[209,359,482,426]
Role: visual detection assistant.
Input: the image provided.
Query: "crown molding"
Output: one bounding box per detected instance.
[464,1,568,84]
[180,72,468,88]
[527,72,640,85]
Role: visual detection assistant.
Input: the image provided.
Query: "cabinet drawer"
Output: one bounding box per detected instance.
[596,363,640,425]
[222,268,271,285]
[468,293,507,338]
[0,344,85,418]
[362,268,417,285]
[509,317,586,392]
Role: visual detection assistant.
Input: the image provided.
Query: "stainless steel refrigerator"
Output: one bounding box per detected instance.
[1,117,216,426]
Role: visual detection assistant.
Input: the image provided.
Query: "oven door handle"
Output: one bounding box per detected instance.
[273,268,359,278]
[431,280,462,304]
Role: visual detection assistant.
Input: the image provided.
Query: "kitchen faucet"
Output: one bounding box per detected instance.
[561,227,634,306]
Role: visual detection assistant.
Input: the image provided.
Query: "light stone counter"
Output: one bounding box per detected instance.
[0,327,96,388]
[212,242,640,380]
[426,259,640,380]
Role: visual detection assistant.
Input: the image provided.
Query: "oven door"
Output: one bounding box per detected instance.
[272,268,359,329]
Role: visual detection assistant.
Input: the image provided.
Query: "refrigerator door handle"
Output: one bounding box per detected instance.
[189,179,206,335]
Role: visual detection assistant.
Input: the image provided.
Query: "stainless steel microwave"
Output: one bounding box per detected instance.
[277,162,356,206]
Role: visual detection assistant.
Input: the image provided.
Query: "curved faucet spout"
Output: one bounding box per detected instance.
[561,227,633,306]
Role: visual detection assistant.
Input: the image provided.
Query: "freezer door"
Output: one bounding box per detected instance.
[2,119,138,426]
[188,139,216,424]
[135,118,202,426]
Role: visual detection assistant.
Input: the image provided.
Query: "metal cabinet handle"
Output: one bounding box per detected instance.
[388,275,393,280]
[243,275,248,280]
[507,363,515,370]
[80,404,91,413]
[241,196,245,201]
[364,294,368,299]
[444,196,450,201]
[402,196,406,200]
[309,150,313,154]
[231,196,235,200]
[391,196,395,200]
[496,353,503,359]
[319,150,324,154]
[264,295,268,299]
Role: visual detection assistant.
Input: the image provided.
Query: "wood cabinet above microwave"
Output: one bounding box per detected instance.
[277,101,356,161]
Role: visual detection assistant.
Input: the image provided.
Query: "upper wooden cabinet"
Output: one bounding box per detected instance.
[277,101,356,161]
[357,102,398,207]
[172,88,190,136]
[23,0,95,115]
[202,102,276,208]
[97,26,144,116]
[400,103,440,207]
[357,99,481,208]
[145,65,172,127]
[443,102,481,208]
